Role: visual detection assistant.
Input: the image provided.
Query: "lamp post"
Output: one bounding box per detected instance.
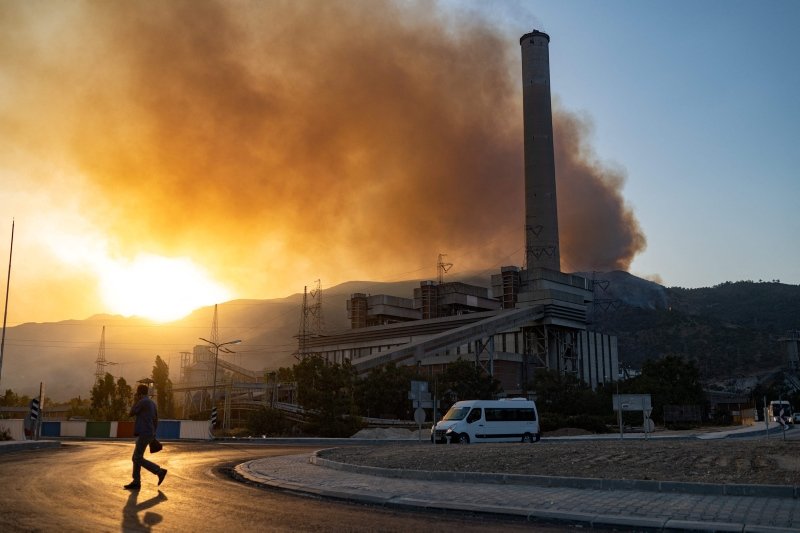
[199,337,241,426]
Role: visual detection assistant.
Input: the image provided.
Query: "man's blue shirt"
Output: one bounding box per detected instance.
[129,396,158,437]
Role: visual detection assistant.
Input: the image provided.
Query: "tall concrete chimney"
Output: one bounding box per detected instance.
[520,30,560,272]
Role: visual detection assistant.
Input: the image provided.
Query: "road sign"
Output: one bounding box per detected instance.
[29,398,40,422]
[414,407,426,425]
[613,394,652,411]
[210,406,218,427]
[410,381,428,393]
[408,391,431,401]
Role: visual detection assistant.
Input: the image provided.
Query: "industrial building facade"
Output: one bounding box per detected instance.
[303,267,618,394]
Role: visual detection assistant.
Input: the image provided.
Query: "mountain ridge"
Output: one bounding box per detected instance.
[1,273,796,401]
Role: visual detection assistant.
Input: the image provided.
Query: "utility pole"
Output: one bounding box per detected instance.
[199,337,241,430]
[0,220,14,387]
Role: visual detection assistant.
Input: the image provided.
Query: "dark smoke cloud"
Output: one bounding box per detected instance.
[553,107,647,271]
[2,0,644,296]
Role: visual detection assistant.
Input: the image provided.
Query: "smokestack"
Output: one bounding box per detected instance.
[520,30,560,272]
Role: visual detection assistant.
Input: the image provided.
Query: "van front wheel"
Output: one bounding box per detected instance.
[456,433,470,444]
[522,433,534,443]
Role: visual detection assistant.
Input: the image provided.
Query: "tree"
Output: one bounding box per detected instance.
[293,355,362,437]
[0,389,31,407]
[532,369,606,417]
[66,396,91,419]
[275,366,294,382]
[90,373,133,420]
[530,369,613,433]
[623,355,705,424]
[437,359,502,410]
[247,407,290,437]
[152,355,175,418]
[355,362,415,419]
[111,377,133,419]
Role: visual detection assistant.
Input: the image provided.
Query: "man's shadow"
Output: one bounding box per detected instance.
[122,490,167,531]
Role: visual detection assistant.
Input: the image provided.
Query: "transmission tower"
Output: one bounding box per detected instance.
[437,253,453,285]
[591,272,621,312]
[94,326,116,383]
[295,280,324,359]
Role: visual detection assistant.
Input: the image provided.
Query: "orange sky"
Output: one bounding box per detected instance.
[0,1,644,324]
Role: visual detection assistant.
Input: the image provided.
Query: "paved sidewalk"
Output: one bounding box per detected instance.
[235,451,800,531]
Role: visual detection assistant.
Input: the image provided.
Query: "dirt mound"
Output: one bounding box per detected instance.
[351,427,426,440]
[321,438,800,485]
[544,427,593,437]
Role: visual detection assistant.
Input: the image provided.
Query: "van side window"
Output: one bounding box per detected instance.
[466,408,482,423]
[485,407,536,422]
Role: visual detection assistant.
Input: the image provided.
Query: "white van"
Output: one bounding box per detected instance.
[430,398,540,444]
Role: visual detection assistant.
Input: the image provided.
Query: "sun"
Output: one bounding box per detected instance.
[99,254,232,322]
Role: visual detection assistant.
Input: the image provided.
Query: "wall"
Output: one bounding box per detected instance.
[4,419,211,440]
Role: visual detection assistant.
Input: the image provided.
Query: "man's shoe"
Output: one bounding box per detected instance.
[124,482,141,490]
[157,469,168,486]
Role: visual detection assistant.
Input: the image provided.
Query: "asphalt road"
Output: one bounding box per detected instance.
[0,441,566,532]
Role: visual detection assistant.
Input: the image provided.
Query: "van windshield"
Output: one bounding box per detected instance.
[442,406,471,421]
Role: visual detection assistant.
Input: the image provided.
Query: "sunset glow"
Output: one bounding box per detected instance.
[0,1,796,327]
[99,254,232,322]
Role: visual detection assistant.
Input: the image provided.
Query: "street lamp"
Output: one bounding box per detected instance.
[199,337,241,425]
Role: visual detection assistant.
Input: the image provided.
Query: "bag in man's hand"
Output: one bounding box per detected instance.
[149,438,163,453]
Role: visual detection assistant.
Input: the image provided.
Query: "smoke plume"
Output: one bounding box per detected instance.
[1,0,645,308]
[554,107,647,271]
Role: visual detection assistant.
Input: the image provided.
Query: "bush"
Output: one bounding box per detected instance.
[539,413,560,433]
[563,414,613,434]
[0,428,11,441]
[247,407,291,437]
[304,414,365,438]
[664,422,699,431]
[539,412,612,434]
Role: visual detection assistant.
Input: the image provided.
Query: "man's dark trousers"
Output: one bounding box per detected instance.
[132,435,161,483]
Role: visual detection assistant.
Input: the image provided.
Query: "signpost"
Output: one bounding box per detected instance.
[27,398,40,440]
[409,381,430,442]
[613,394,652,440]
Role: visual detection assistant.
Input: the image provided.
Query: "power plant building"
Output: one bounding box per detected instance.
[300,30,619,393]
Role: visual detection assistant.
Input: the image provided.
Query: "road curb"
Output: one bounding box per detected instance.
[234,456,800,532]
[0,440,61,454]
[232,460,395,505]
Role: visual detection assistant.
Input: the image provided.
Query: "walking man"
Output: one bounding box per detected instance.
[124,384,167,490]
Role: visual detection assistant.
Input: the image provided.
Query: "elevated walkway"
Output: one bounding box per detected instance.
[353,306,545,373]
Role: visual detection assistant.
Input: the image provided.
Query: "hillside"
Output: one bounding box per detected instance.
[0,278,442,400]
[589,276,800,379]
[2,273,797,401]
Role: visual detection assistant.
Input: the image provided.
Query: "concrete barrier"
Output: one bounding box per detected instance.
[117,421,134,438]
[179,420,211,439]
[61,421,87,437]
[41,421,60,437]
[86,421,111,438]
[2,418,211,440]
[0,419,26,440]
[156,420,181,439]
